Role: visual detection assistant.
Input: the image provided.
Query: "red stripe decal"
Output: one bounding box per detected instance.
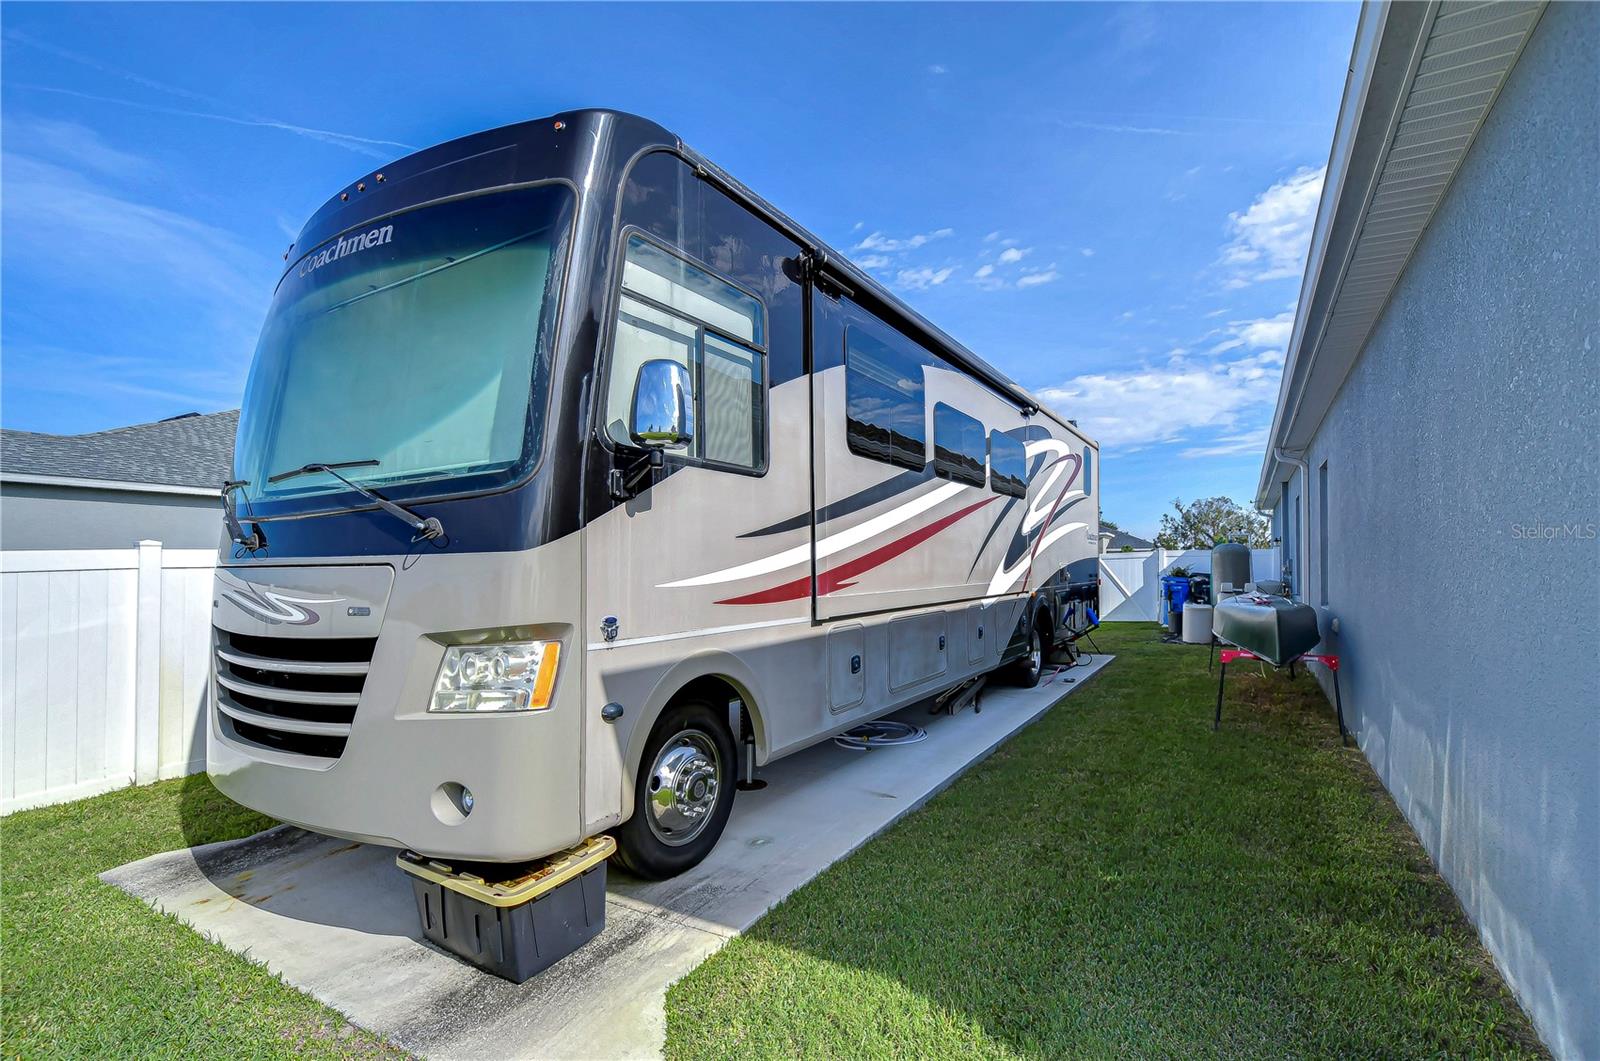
[716,496,998,606]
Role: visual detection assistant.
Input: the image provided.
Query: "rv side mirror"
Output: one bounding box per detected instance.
[629,359,694,450]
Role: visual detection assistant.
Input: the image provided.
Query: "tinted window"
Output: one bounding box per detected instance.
[933,403,986,487]
[604,235,766,472]
[845,326,927,470]
[990,430,1027,497]
[237,184,575,509]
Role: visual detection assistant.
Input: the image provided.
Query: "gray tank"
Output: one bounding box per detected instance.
[1211,543,1252,597]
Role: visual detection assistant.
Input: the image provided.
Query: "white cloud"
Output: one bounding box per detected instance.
[929,64,948,75]
[1180,428,1270,459]
[1198,311,1295,358]
[894,266,954,290]
[856,254,892,270]
[2,152,266,320]
[984,231,1002,243]
[0,144,272,422]
[1037,352,1278,451]
[3,342,246,410]
[854,227,954,253]
[1016,268,1059,288]
[7,117,157,179]
[8,31,413,159]
[1080,247,1096,257]
[997,247,1030,264]
[1,137,269,420]
[974,264,995,279]
[1233,311,1294,351]
[1220,166,1324,284]
[1063,120,1187,136]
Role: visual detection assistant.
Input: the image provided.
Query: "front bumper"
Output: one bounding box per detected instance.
[208,690,581,863]
[206,548,585,863]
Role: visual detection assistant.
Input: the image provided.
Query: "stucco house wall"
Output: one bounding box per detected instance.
[1,409,236,553]
[0,483,223,551]
[1287,5,1598,1053]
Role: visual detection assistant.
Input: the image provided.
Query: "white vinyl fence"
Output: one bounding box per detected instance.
[1097,547,1280,623]
[1,539,1275,813]
[1,542,215,814]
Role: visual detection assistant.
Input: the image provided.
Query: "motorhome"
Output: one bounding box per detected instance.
[209,110,1100,879]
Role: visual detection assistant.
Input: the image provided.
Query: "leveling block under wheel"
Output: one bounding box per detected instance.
[397,835,614,983]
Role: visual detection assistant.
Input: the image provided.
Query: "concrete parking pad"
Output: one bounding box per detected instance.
[103,654,1111,1059]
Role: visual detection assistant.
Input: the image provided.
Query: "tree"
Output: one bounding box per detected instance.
[1154,496,1272,549]
[1100,517,1121,533]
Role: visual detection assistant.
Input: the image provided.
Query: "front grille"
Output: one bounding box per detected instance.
[214,628,377,761]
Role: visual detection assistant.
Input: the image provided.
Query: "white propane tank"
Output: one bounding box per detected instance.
[1182,603,1213,644]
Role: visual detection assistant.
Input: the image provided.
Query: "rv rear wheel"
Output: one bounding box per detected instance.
[613,699,737,880]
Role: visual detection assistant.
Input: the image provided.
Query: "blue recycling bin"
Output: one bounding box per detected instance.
[1160,575,1191,623]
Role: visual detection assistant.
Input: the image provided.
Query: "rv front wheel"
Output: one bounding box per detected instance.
[613,699,737,879]
[1009,621,1046,689]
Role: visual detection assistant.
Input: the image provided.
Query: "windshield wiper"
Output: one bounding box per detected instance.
[268,459,444,541]
[221,479,265,551]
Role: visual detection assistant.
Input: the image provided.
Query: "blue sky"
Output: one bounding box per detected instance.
[0,2,1358,536]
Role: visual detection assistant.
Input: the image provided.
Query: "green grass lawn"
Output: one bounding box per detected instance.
[1,773,401,1058]
[664,623,1543,1058]
[2,622,1540,1058]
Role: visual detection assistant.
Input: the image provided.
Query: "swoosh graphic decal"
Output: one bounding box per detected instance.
[219,580,344,626]
[660,480,967,589]
[739,466,933,538]
[987,447,1083,597]
[741,426,1035,539]
[716,496,998,605]
[966,495,1021,580]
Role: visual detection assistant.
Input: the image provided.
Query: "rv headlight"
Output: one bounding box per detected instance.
[430,641,561,713]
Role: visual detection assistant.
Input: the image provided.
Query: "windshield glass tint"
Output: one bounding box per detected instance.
[235,184,574,506]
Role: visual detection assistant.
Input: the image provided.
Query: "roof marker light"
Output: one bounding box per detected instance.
[553,120,566,131]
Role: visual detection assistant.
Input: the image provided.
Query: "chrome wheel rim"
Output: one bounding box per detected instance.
[645,728,722,847]
[1028,632,1043,677]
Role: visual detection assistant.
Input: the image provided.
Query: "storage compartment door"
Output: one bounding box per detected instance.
[966,602,989,665]
[826,624,866,713]
[888,611,948,692]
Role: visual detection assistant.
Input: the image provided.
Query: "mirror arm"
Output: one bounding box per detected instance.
[608,447,665,502]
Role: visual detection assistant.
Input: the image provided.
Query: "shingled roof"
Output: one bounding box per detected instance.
[1,410,239,492]
[1106,530,1154,550]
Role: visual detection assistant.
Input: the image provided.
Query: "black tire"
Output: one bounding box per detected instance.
[613,699,737,880]
[1009,619,1046,688]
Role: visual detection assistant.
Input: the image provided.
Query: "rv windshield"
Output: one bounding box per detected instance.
[235,183,575,508]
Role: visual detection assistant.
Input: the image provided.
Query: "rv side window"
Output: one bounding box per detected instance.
[932,403,986,487]
[989,431,1027,497]
[844,325,927,470]
[604,234,767,472]
[700,333,765,468]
